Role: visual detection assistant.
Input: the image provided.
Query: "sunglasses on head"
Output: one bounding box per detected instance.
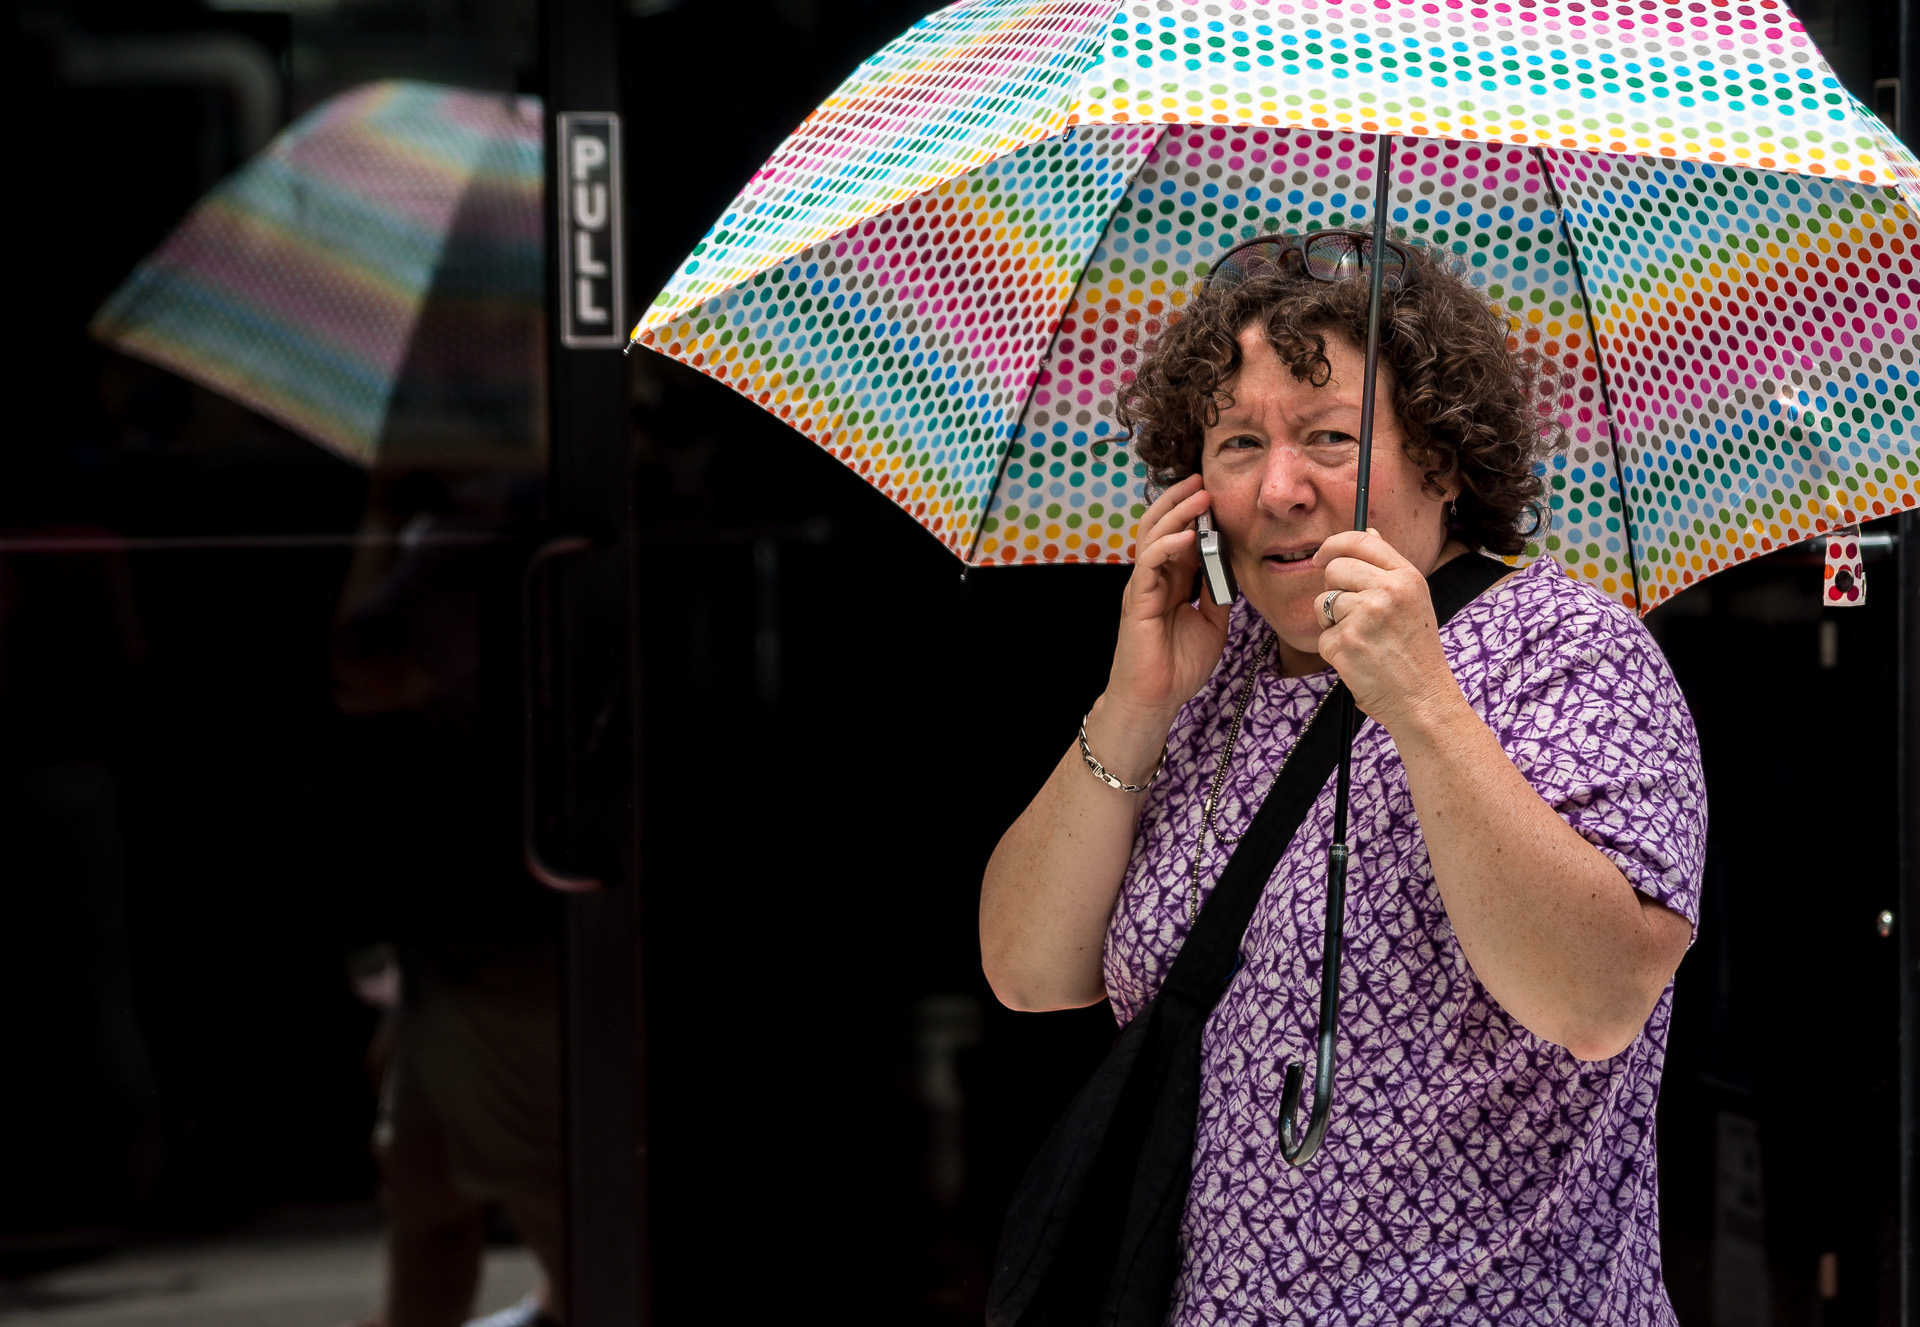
[1200,229,1413,296]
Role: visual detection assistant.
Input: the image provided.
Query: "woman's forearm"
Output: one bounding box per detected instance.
[1386,685,1693,1060]
[979,694,1175,1011]
[981,476,1231,1011]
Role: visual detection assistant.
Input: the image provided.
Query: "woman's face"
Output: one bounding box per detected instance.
[1200,324,1459,669]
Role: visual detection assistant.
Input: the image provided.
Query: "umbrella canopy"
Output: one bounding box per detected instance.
[91,80,545,469]
[631,0,1920,613]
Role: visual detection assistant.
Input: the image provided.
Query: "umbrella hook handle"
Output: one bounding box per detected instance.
[1278,839,1349,1166]
[522,533,605,893]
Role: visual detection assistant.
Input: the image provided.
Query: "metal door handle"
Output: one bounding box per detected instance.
[523,534,603,892]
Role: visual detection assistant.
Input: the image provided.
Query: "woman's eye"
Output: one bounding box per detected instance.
[1219,434,1261,451]
[1308,430,1356,449]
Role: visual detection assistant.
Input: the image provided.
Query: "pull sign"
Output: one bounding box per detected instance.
[557,113,624,349]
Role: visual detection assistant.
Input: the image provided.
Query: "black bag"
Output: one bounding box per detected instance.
[987,554,1510,1327]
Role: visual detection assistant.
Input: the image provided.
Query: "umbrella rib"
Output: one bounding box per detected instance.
[1532,148,1643,613]
[962,125,1168,570]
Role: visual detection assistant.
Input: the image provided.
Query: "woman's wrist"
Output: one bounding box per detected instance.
[1374,674,1480,758]
[1082,692,1178,787]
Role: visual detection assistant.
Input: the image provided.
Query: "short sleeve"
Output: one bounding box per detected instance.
[1493,600,1708,928]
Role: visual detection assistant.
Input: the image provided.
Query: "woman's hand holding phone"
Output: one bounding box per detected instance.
[1093,474,1233,757]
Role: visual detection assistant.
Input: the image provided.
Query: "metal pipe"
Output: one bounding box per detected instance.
[1898,4,1917,1314]
[1900,504,1918,1327]
[522,534,605,894]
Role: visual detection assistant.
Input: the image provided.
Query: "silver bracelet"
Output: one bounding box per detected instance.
[1079,714,1166,794]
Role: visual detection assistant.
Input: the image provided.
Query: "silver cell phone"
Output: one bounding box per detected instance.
[1194,510,1238,607]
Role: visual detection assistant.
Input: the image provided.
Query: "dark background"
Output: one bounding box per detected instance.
[1,0,1910,1323]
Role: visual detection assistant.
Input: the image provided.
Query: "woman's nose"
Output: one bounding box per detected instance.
[1257,446,1319,516]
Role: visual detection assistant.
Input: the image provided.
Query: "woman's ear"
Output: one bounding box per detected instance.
[1420,469,1462,503]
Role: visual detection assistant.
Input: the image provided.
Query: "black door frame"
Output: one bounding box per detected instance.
[538,0,647,1321]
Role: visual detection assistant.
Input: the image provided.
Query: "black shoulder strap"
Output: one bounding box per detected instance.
[1159,553,1510,1007]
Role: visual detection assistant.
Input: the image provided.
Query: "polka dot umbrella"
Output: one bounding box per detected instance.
[632,0,1920,615]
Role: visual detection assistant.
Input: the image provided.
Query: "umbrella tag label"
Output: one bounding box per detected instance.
[1824,526,1867,607]
[557,113,624,349]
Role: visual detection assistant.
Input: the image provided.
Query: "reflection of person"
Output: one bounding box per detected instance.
[982,235,1705,1322]
[332,467,564,1327]
[0,529,160,1222]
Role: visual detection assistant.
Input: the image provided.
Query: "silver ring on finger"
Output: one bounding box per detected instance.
[1321,589,1344,626]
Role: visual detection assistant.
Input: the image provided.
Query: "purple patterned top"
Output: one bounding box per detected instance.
[1103,557,1706,1326]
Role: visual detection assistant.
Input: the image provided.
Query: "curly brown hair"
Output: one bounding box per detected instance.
[1116,238,1545,555]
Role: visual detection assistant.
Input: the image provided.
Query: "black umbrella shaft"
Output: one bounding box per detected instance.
[1330,133,1394,860]
[1284,134,1397,1169]
[1350,136,1395,536]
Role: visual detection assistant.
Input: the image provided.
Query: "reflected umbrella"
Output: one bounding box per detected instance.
[90,79,544,470]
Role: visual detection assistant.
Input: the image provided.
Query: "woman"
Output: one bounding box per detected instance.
[980,234,1705,1324]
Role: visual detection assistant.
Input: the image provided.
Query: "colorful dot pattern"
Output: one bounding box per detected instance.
[639,0,1920,347]
[644,116,1920,609]
[1389,139,1631,604]
[986,126,1635,606]
[637,8,1920,609]
[636,127,1159,556]
[1545,147,1920,607]
[1073,1,1910,189]
[642,0,1114,326]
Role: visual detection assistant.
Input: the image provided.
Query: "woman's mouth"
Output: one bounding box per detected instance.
[1262,545,1321,569]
